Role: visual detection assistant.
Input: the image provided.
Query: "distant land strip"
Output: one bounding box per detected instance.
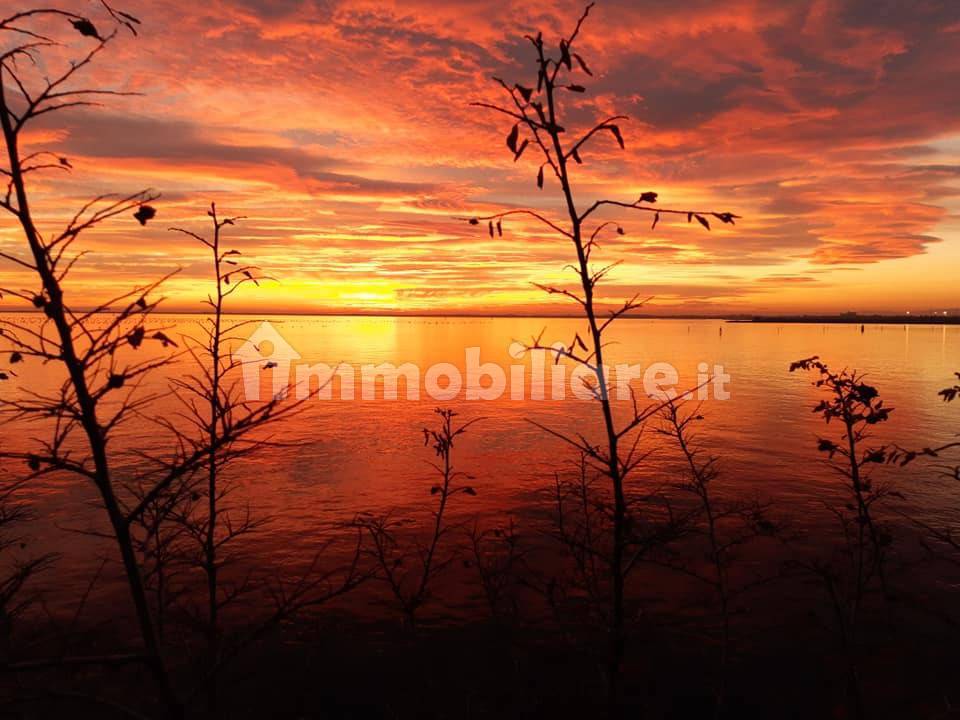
[739,315,959,325]
[1,309,957,324]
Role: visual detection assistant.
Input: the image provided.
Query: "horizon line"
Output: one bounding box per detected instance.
[1,308,956,323]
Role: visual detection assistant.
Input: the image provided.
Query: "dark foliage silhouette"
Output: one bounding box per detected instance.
[466,518,524,621]
[790,356,898,719]
[163,205,292,714]
[466,2,738,707]
[656,399,775,717]
[0,9,322,716]
[0,6,186,712]
[355,409,479,628]
[888,373,960,578]
[0,477,54,660]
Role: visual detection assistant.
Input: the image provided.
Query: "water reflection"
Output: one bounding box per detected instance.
[2,314,958,597]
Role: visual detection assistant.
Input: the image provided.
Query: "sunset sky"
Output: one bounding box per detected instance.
[2,0,960,315]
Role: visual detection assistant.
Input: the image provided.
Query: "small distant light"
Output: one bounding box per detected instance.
[906,311,911,315]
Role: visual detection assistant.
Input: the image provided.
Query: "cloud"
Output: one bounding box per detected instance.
[1,0,959,314]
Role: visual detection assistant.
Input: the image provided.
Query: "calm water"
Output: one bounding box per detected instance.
[2,315,958,605]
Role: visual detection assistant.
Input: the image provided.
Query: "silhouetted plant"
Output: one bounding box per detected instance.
[466,517,524,621]
[790,356,898,720]
[530,452,688,660]
[355,409,479,628]
[920,373,960,561]
[887,372,960,572]
[160,203,326,715]
[0,10,301,715]
[0,6,186,712]
[940,373,960,405]
[657,399,776,718]
[466,3,737,705]
[0,476,54,660]
[128,477,192,644]
[182,528,369,715]
[548,455,610,620]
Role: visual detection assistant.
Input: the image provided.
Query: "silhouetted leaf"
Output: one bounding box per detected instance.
[515,84,533,102]
[59,157,72,169]
[32,295,46,309]
[789,356,819,372]
[559,40,572,69]
[608,125,624,149]
[651,212,660,230]
[817,439,839,458]
[571,148,582,164]
[488,221,494,238]
[127,326,145,349]
[496,220,502,237]
[567,84,586,93]
[9,352,22,364]
[695,215,710,230]
[70,18,102,40]
[713,212,738,225]
[107,373,126,389]
[537,165,544,189]
[639,191,658,203]
[513,139,529,161]
[469,218,479,225]
[26,456,40,471]
[506,124,519,153]
[152,331,177,348]
[133,205,156,226]
[573,53,592,75]
[857,383,878,401]
[463,486,477,496]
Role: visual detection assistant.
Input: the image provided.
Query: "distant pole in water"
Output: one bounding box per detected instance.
[719,326,723,337]
[860,324,865,334]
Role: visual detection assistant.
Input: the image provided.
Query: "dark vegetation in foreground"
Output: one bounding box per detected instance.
[1,3,959,719]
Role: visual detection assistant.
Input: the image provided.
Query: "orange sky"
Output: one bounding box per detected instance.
[2,0,959,315]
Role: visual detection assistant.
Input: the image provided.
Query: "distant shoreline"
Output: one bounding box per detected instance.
[738,315,959,325]
[0,308,960,325]
[0,309,956,324]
